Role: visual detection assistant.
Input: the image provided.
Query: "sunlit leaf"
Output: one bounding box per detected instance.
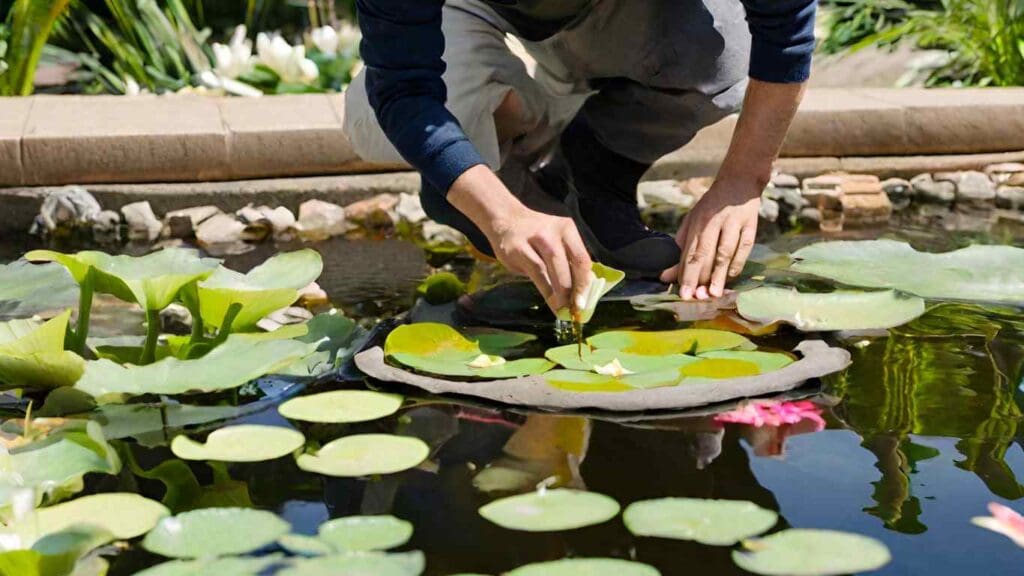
[318,516,413,552]
[278,391,403,424]
[0,525,113,576]
[624,498,777,545]
[27,492,168,541]
[278,534,334,557]
[170,425,305,462]
[296,434,429,477]
[737,287,926,331]
[142,508,290,559]
[732,529,891,576]
[679,357,760,379]
[478,489,620,532]
[135,554,285,576]
[696,351,794,373]
[0,261,78,321]
[555,263,626,324]
[0,311,85,390]
[384,323,552,378]
[279,551,425,576]
[544,345,697,373]
[506,558,660,576]
[587,329,754,356]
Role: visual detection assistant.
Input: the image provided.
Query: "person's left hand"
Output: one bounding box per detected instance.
[660,177,762,300]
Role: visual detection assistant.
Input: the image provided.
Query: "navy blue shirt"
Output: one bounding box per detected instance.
[356,0,817,194]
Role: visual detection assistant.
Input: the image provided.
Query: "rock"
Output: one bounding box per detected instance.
[802,175,842,209]
[881,178,914,210]
[91,210,122,244]
[996,186,1024,210]
[911,173,955,204]
[160,303,192,333]
[1007,172,1024,187]
[637,180,694,209]
[296,281,329,308]
[236,204,272,242]
[953,171,996,205]
[841,192,892,228]
[195,212,246,246]
[344,194,399,224]
[261,206,297,237]
[292,200,349,242]
[30,186,102,236]
[121,201,162,242]
[162,205,222,239]
[680,177,714,200]
[797,207,822,227]
[839,174,882,195]
[758,197,779,223]
[764,186,807,213]
[257,306,314,332]
[395,193,427,224]
[422,221,466,245]
[985,162,1024,184]
[771,173,800,189]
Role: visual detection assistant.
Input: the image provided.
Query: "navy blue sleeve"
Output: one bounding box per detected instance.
[356,0,486,193]
[741,0,817,83]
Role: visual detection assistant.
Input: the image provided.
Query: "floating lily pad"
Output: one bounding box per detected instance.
[737,287,926,331]
[629,291,738,322]
[791,240,1024,303]
[697,351,794,373]
[30,492,169,540]
[171,425,305,462]
[197,249,323,331]
[543,368,686,392]
[279,390,403,424]
[507,558,660,576]
[75,334,315,399]
[296,434,429,477]
[0,261,79,320]
[27,248,219,311]
[143,508,290,559]
[731,529,891,576]
[0,310,85,390]
[680,357,761,379]
[478,489,620,532]
[0,525,114,576]
[384,323,553,378]
[279,534,335,557]
[588,329,754,356]
[555,263,626,324]
[623,498,777,545]
[318,516,413,552]
[280,551,425,576]
[545,345,697,373]
[135,554,285,576]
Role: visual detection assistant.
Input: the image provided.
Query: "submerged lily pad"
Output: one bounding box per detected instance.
[791,240,1024,303]
[143,508,290,559]
[384,323,553,378]
[136,554,285,576]
[197,249,324,331]
[478,489,620,532]
[623,498,777,545]
[0,310,85,390]
[555,263,626,324]
[545,345,697,373]
[737,287,926,331]
[280,551,425,576]
[318,516,413,552]
[171,425,305,462]
[0,261,79,320]
[731,529,891,576]
[296,434,429,477]
[30,492,169,540]
[75,334,315,399]
[279,390,403,423]
[587,329,754,356]
[507,558,660,576]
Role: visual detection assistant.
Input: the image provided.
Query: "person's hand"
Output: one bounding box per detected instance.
[660,177,761,300]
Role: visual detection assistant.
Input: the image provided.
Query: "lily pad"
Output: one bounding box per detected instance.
[0,261,78,320]
[318,516,413,552]
[791,240,1024,303]
[0,310,85,390]
[279,391,403,424]
[142,508,290,559]
[135,554,285,576]
[545,345,697,373]
[296,434,429,477]
[27,248,219,311]
[74,334,315,399]
[587,329,754,356]
[0,525,114,576]
[697,351,794,373]
[171,425,305,462]
[197,249,323,331]
[478,489,620,532]
[384,323,553,378]
[280,551,425,576]
[543,368,685,392]
[506,558,660,576]
[623,498,777,545]
[737,287,926,331]
[555,263,626,324]
[29,492,169,540]
[279,534,335,557]
[731,529,891,576]
[680,357,760,379]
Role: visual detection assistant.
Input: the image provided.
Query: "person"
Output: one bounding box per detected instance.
[344,0,815,314]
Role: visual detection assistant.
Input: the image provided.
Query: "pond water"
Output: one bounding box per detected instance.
[2,207,1024,575]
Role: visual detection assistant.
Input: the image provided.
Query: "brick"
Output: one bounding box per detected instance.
[838,174,882,195]
[841,192,892,227]
[0,97,33,186]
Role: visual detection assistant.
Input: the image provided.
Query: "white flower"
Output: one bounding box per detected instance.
[466,354,506,369]
[123,77,148,96]
[336,22,362,52]
[212,25,254,79]
[257,32,319,84]
[197,70,263,98]
[593,358,633,377]
[310,26,339,54]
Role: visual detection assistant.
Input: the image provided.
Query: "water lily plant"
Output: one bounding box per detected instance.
[972,502,1024,548]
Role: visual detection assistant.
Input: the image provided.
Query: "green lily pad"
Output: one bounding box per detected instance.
[318,516,413,552]
[384,323,553,378]
[135,554,285,576]
[791,240,1024,303]
[545,345,697,373]
[696,351,794,373]
[623,498,778,545]
[542,368,685,392]
[279,390,403,424]
[0,525,114,576]
[587,329,754,356]
[737,287,926,331]
[197,249,323,331]
[679,357,760,379]
[279,551,425,576]
[296,434,430,477]
[27,248,219,311]
[0,261,78,320]
[74,334,315,399]
[478,489,620,532]
[0,310,85,390]
[30,492,169,540]
[171,425,305,462]
[507,558,660,576]
[279,534,334,557]
[142,508,290,559]
[732,529,891,576]
[464,328,537,356]
[555,263,626,324]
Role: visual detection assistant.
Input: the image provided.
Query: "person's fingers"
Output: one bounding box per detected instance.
[674,215,691,248]
[510,246,555,311]
[659,263,679,284]
[729,224,757,278]
[682,219,722,300]
[530,234,572,312]
[678,223,701,300]
[563,227,593,313]
[709,221,741,298]
[695,285,709,300]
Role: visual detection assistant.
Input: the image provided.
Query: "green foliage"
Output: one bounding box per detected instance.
[818,0,927,54]
[0,0,73,95]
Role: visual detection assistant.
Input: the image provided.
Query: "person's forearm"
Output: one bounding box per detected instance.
[715,78,807,194]
[448,165,527,241]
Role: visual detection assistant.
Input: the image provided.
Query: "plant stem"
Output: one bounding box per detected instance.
[74,268,94,355]
[210,303,243,348]
[140,308,161,365]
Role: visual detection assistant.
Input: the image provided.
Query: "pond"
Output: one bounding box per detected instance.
[1,205,1023,575]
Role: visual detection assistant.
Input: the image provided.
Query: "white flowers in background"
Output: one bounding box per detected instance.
[212,25,255,79]
[197,70,264,98]
[310,22,361,55]
[123,76,149,96]
[256,32,319,84]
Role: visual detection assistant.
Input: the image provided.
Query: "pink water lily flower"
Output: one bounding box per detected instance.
[713,400,826,430]
[972,502,1024,548]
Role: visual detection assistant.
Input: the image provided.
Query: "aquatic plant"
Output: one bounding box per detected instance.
[972,502,1024,548]
[384,323,554,378]
[0,0,73,96]
[713,400,826,429]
